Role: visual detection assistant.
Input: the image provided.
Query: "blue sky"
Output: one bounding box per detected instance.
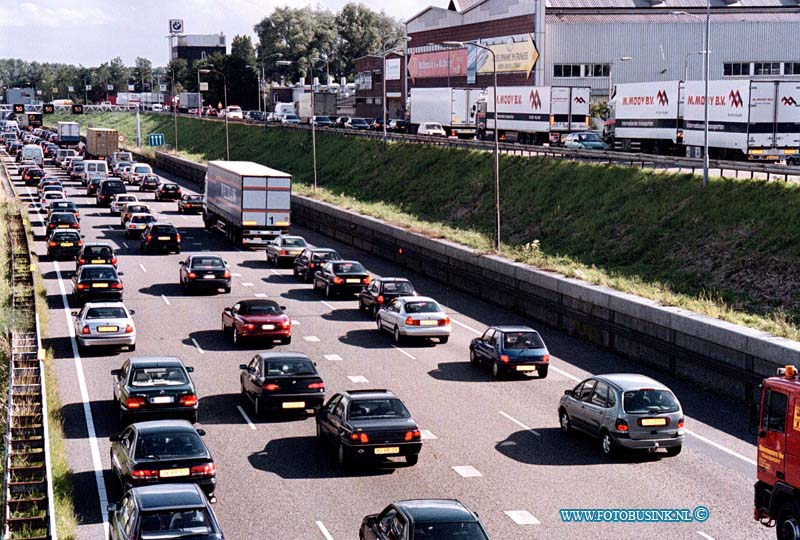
[0,0,439,66]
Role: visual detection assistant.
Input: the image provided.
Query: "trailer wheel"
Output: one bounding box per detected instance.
[777,501,800,540]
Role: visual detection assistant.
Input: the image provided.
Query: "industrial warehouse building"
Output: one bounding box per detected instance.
[393,0,800,101]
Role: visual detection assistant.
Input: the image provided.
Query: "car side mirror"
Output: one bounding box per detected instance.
[109,434,120,442]
[224,308,232,314]
[179,261,184,266]
[110,369,121,377]
[107,503,119,514]
[128,310,135,316]
[280,306,287,311]
[197,429,206,436]
[564,389,572,397]
[185,367,194,373]
[117,272,124,276]
[238,364,247,370]
[71,310,78,317]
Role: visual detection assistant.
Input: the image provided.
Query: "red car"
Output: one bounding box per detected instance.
[221,299,291,346]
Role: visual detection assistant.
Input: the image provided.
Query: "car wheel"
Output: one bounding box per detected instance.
[376,317,383,332]
[223,286,231,294]
[337,443,350,467]
[240,385,248,406]
[293,267,299,278]
[118,409,128,426]
[325,284,332,298]
[470,350,480,366]
[281,337,291,345]
[405,454,419,466]
[439,336,449,344]
[393,326,402,344]
[600,431,616,457]
[175,247,181,254]
[559,409,572,433]
[358,298,365,311]
[253,396,261,417]
[776,501,800,540]
[537,365,549,379]
[232,327,239,345]
[665,445,682,457]
[128,343,135,352]
[492,361,503,379]
[188,411,198,424]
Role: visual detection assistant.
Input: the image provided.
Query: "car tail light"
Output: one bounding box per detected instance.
[125,397,145,409]
[81,325,91,335]
[223,270,231,278]
[185,204,192,208]
[147,234,152,241]
[76,283,88,290]
[280,320,291,329]
[111,257,117,265]
[191,463,216,477]
[161,188,166,192]
[677,418,685,429]
[125,325,134,334]
[71,223,79,228]
[333,277,343,285]
[377,295,384,304]
[615,419,629,432]
[499,354,510,363]
[78,258,86,264]
[131,468,159,479]
[177,189,182,195]
[245,323,255,331]
[179,395,198,407]
[439,317,451,326]
[188,272,197,279]
[307,382,325,390]
[111,282,123,290]
[176,233,181,242]
[404,430,421,441]
[350,432,369,443]
[309,262,316,268]
[78,241,84,247]
[280,250,288,256]
[47,223,54,229]
[405,317,420,326]
[48,241,57,247]
[541,354,550,362]
[362,276,371,285]
[263,383,280,391]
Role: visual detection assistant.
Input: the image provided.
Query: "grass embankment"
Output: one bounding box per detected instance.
[52,111,800,339]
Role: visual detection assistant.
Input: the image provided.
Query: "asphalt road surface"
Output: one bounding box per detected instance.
[2,153,768,540]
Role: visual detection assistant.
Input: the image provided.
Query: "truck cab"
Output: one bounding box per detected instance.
[755,365,800,539]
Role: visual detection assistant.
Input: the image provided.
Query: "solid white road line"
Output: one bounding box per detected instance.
[236,406,256,430]
[450,318,482,335]
[549,365,581,382]
[316,521,335,540]
[420,429,438,440]
[452,465,483,478]
[161,294,171,306]
[303,336,320,342]
[191,338,205,354]
[138,263,147,273]
[54,261,110,537]
[684,428,757,466]
[392,345,416,360]
[241,282,254,287]
[697,532,715,540]
[504,510,541,525]
[320,301,335,310]
[499,411,541,436]
[324,354,342,361]
[347,375,369,383]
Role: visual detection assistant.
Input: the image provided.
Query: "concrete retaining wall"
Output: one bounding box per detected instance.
[149,150,800,402]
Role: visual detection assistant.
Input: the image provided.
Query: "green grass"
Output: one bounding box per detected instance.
[51,111,800,339]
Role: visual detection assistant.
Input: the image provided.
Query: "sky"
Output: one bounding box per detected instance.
[0,0,441,67]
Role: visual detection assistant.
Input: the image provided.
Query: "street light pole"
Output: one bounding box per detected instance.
[199,69,229,160]
[379,37,410,146]
[684,51,703,81]
[277,58,319,191]
[172,69,178,154]
[703,0,711,188]
[443,41,500,252]
[608,57,632,102]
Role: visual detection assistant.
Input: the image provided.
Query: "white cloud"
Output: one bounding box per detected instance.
[0,1,111,28]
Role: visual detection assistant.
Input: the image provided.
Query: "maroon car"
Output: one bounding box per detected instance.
[221,299,291,346]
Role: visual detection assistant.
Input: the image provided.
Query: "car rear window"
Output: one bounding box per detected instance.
[191,257,224,269]
[85,307,126,319]
[131,215,155,224]
[265,360,316,376]
[240,301,281,315]
[414,522,487,539]
[102,181,125,191]
[139,509,213,536]
[51,213,76,222]
[134,166,150,174]
[186,195,203,201]
[404,301,441,314]
[128,205,149,214]
[383,281,414,294]
[54,231,80,241]
[85,246,112,257]
[282,238,306,247]
[162,184,178,191]
[349,398,410,419]
[81,267,118,280]
[152,226,176,234]
[130,367,188,386]
[503,331,545,350]
[135,431,205,459]
[332,262,365,274]
[623,389,680,414]
[313,251,340,261]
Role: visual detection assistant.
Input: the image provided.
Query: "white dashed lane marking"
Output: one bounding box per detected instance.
[452,465,482,478]
[450,318,482,335]
[347,375,369,383]
[236,406,256,431]
[499,411,541,436]
[320,301,335,310]
[161,294,171,306]
[241,282,254,287]
[191,338,205,354]
[504,510,541,525]
[697,533,715,540]
[392,345,415,360]
[420,429,437,440]
[324,354,342,361]
[316,521,334,540]
[138,263,147,273]
[254,293,268,298]
[303,336,320,342]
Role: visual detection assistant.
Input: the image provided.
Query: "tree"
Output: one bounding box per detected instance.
[130,57,153,91]
[167,58,190,94]
[335,3,401,79]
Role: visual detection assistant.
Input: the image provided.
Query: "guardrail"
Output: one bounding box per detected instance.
[0,156,55,540]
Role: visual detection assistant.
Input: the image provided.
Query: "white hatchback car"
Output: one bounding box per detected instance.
[376,296,451,345]
[417,122,447,137]
[110,194,138,215]
[72,302,136,352]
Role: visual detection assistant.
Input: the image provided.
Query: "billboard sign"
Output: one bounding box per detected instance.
[408,49,467,81]
[385,58,401,81]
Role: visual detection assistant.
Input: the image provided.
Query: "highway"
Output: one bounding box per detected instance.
[3,154,768,540]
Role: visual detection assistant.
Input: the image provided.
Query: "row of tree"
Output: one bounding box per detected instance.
[1,3,403,110]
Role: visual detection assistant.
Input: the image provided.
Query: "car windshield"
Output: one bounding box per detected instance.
[265,360,316,376]
[286,115,299,120]
[139,509,214,537]
[404,301,441,314]
[135,431,205,459]
[130,367,188,387]
[413,522,488,539]
[332,262,365,274]
[85,307,126,319]
[81,267,118,280]
[162,184,178,190]
[623,389,680,414]
[317,116,331,122]
[282,238,306,247]
[239,301,281,315]
[191,257,224,269]
[579,133,603,142]
[383,281,414,294]
[85,246,112,257]
[503,331,545,350]
[349,398,410,419]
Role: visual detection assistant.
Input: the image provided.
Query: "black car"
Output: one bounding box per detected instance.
[110,420,216,498]
[316,389,421,467]
[22,166,45,186]
[76,242,117,269]
[46,211,80,232]
[155,182,182,201]
[178,194,204,214]
[97,179,127,206]
[47,230,83,259]
[388,119,410,134]
[179,255,231,293]
[239,352,325,417]
[86,177,104,196]
[112,357,198,424]
[313,116,334,128]
[360,499,490,540]
[108,484,223,540]
[247,110,265,122]
[359,278,416,317]
[292,248,342,282]
[141,222,181,254]
[312,260,370,297]
[139,174,160,192]
[47,200,80,221]
[71,264,123,304]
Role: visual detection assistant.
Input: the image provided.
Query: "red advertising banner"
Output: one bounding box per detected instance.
[408,49,468,81]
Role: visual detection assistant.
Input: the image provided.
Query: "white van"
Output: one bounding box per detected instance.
[0,120,19,132]
[21,144,44,166]
[83,160,109,182]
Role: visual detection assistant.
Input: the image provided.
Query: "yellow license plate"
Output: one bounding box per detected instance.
[159,468,190,478]
[282,401,305,409]
[640,418,668,427]
[97,326,119,332]
[61,242,74,247]
[158,236,170,241]
[374,447,400,455]
[92,283,109,288]
[516,365,536,372]
[91,259,105,264]
[420,320,438,326]
[290,250,301,255]
[346,278,361,284]
[58,224,69,228]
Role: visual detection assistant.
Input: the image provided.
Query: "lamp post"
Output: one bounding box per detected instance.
[277,58,319,191]
[259,53,283,113]
[683,51,704,81]
[199,68,229,160]
[379,37,410,145]
[442,41,501,253]
[608,56,633,102]
[171,69,178,154]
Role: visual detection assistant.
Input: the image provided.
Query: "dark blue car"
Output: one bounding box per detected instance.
[469,325,550,379]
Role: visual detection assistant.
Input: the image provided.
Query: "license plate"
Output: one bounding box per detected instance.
[91,259,105,264]
[157,236,170,241]
[150,396,174,404]
[92,283,109,288]
[282,401,305,409]
[374,447,400,455]
[290,250,301,255]
[640,418,668,427]
[97,326,118,333]
[346,278,361,283]
[58,224,69,228]
[159,468,189,478]
[261,324,275,330]
[61,242,73,247]
[516,365,537,372]
[203,274,216,279]
[420,320,438,326]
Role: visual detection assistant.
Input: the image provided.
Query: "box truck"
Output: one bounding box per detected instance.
[605,80,684,154]
[410,87,484,138]
[57,121,81,147]
[85,128,119,159]
[476,86,591,145]
[203,161,292,247]
[297,93,338,122]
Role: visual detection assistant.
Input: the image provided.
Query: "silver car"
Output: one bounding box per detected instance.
[558,373,685,458]
[376,296,451,345]
[266,235,308,266]
[73,302,136,352]
[110,194,138,215]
